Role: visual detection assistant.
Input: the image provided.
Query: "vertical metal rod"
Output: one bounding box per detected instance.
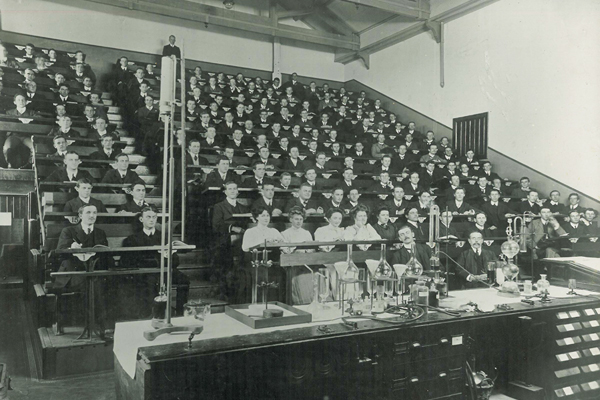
[30,136,46,247]
[166,56,178,325]
[159,114,169,291]
[180,40,187,242]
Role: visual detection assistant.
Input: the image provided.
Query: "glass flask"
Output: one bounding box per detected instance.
[537,274,550,294]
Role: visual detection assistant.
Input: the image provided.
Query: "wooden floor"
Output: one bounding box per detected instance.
[0,288,115,400]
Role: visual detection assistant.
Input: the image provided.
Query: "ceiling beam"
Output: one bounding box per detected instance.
[277,9,316,19]
[341,0,430,19]
[336,0,499,64]
[82,0,360,51]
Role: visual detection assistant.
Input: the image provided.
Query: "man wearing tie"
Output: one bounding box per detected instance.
[211,181,249,300]
[405,206,427,242]
[567,193,586,215]
[64,178,108,214]
[186,139,209,166]
[162,35,181,59]
[51,205,114,333]
[480,189,515,232]
[456,231,497,289]
[121,206,189,317]
[251,183,283,216]
[117,183,151,213]
[200,127,221,155]
[385,186,408,221]
[547,190,567,215]
[49,135,69,159]
[241,161,270,189]
[525,207,567,259]
[389,225,432,270]
[90,135,119,163]
[320,187,345,214]
[44,151,95,188]
[284,182,322,214]
[204,156,239,189]
[101,153,145,187]
[516,190,542,215]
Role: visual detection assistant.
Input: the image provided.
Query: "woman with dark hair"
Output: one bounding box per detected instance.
[281,206,314,304]
[371,205,397,241]
[238,206,285,304]
[343,204,381,251]
[241,206,284,252]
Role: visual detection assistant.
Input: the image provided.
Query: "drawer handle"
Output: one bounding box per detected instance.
[440,338,449,345]
[411,342,421,348]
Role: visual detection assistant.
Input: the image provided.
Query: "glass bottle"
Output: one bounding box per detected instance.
[375,244,393,279]
[414,280,429,312]
[537,274,550,294]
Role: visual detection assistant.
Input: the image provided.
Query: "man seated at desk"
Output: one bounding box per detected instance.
[64,178,108,218]
[117,183,151,213]
[456,231,497,289]
[525,206,567,259]
[44,151,95,186]
[120,206,190,317]
[51,204,114,333]
[389,225,431,271]
[101,153,145,188]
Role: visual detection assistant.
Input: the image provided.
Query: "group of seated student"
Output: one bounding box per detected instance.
[0,42,119,168]
[51,202,189,335]
[205,166,598,303]
[42,150,145,190]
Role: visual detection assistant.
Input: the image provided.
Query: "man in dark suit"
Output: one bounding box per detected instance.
[120,206,189,317]
[211,181,249,301]
[404,206,428,242]
[401,122,422,141]
[51,204,114,332]
[445,187,476,215]
[337,167,357,194]
[456,231,497,289]
[49,135,69,159]
[186,139,210,166]
[116,183,151,213]
[385,186,409,220]
[403,172,428,198]
[566,193,586,215]
[90,134,119,163]
[6,93,39,117]
[101,153,145,187]
[547,190,567,216]
[476,161,500,182]
[44,151,95,185]
[525,207,566,259]
[281,72,305,101]
[372,206,397,241]
[200,127,222,155]
[63,178,108,214]
[368,171,395,194]
[251,182,283,216]
[204,156,240,188]
[564,210,591,237]
[516,191,542,215]
[162,35,181,58]
[389,225,432,271]
[241,161,271,189]
[480,189,515,232]
[284,182,322,214]
[320,187,345,214]
[280,146,304,172]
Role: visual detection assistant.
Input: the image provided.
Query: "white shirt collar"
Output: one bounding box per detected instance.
[143,228,156,236]
[226,198,237,207]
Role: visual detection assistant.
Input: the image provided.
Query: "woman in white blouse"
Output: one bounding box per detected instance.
[343,205,382,299]
[314,207,345,299]
[281,207,314,305]
[241,206,285,303]
[241,206,284,252]
[343,204,382,250]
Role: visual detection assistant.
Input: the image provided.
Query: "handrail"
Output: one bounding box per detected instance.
[30,135,47,247]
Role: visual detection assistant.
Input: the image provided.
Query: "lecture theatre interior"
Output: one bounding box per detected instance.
[0,0,599,399]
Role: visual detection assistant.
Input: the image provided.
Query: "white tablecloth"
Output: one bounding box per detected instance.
[114,286,598,380]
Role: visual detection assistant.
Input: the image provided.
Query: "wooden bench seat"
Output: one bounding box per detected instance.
[36,164,157,184]
[34,143,140,161]
[41,192,164,213]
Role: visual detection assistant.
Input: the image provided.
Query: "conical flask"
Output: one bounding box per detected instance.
[375,243,393,279]
[405,243,423,277]
[342,244,360,284]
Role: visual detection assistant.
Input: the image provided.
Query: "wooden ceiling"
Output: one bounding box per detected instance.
[81,0,500,66]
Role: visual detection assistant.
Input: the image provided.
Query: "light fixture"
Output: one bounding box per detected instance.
[223,0,235,9]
